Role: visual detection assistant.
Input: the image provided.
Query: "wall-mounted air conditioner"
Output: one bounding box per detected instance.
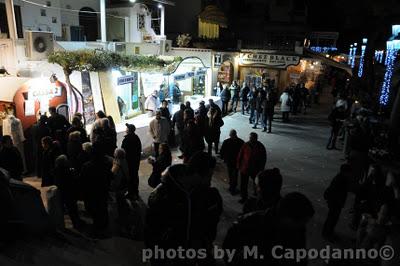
[159,40,172,55]
[25,31,54,60]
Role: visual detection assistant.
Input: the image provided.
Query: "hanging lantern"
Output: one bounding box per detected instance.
[198,5,227,39]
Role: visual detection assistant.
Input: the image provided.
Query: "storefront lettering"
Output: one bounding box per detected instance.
[239,53,300,68]
[30,86,62,98]
[117,75,137,86]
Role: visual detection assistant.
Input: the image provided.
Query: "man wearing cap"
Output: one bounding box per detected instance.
[121,123,142,198]
[149,111,171,158]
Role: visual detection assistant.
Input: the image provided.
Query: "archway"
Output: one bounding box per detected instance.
[79,7,98,41]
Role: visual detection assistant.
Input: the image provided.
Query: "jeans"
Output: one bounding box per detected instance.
[263,113,273,132]
[253,110,262,127]
[231,97,239,112]
[241,100,248,114]
[227,165,238,191]
[240,173,256,200]
[222,101,229,115]
[282,111,289,122]
[153,142,160,158]
[322,206,342,236]
[249,108,255,123]
[327,125,341,149]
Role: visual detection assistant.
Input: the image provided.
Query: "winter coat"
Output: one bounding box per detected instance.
[159,107,171,120]
[172,110,185,132]
[145,95,160,112]
[0,146,23,180]
[220,88,232,103]
[223,209,307,266]
[220,137,244,167]
[41,146,61,187]
[111,158,130,193]
[148,151,172,188]
[230,84,240,100]
[145,164,223,253]
[182,121,205,160]
[66,126,89,143]
[263,90,277,115]
[47,113,70,140]
[149,117,171,143]
[237,141,267,176]
[240,86,250,101]
[205,110,224,143]
[280,92,292,112]
[324,173,348,208]
[121,133,142,175]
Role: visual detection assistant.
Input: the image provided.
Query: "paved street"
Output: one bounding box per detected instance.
[134,91,358,265]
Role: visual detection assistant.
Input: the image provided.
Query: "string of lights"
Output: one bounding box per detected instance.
[357,38,367,78]
[351,43,357,69]
[348,45,353,65]
[379,39,399,106]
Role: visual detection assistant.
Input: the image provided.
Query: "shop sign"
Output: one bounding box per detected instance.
[214,53,222,67]
[30,86,62,99]
[174,70,206,81]
[239,53,300,68]
[117,75,137,85]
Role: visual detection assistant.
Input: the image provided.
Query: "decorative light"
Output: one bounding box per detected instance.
[309,46,337,53]
[158,4,163,8]
[358,38,367,77]
[351,43,358,69]
[129,0,136,2]
[380,40,399,105]
[348,45,353,65]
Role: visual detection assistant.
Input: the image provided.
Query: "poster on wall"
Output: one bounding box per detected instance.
[24,100,35,116]
[141,73,166,97]
[81,71,96,125]
[112,70,139,119]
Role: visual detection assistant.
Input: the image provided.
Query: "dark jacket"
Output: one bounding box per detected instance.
[160,107,171,120]
[41,146,61,187]
[172,110,185,131]
[240,86,250,101]
[263,90,277,115]
[220,88,232,102]
[182,120,205,160]
[103,128,117,157]
[223,209,307,266]
[0,146,23,180]
[47,113,70,138]
[237,141,267,176]
[121,132,142,175]
[220,137,244,167]
[324,173,348,208]
[145,164,223,255]
[231,85,240,100]
[148,151,172,188]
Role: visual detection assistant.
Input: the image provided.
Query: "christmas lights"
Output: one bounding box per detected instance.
[309,46,337,53]
[351,43,357,69]
[348,45,353,65]
[380,40,400,105]
[358,38,367,77]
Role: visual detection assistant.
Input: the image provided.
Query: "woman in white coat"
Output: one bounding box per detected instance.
[280,89,292,122]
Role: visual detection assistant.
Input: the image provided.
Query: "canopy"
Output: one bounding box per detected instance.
[304,48,353,75]
[198,5,227,39]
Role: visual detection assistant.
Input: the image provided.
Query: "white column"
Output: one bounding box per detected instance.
[100,0,107,42]
[5,0,17,40]
[124,17,130,42]
[160,6,165,38]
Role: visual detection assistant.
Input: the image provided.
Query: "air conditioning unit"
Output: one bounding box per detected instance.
[25,31,54,60]
[109,42,126,53]
[159,40,172,55]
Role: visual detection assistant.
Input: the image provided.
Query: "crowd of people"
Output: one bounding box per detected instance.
[1,76,399,265]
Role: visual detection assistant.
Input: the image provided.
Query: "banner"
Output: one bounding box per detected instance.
[239,53,300,68]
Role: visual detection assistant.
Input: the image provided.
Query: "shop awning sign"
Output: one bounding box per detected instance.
[117,75,137,85]
[239,53,300,68]
[174,69,207,81]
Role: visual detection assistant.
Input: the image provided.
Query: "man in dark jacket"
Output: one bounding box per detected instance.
[145,152,223,265]
[240,82,250,115]
[47,106,70,146]
[248,87,257,124]
[327,105,347,150]
[220,129,244,195]
[262,89,277,133]
[223,192,315,266]
[252,92,264,129]
[220,84,231,115]
[80,142,113,237]
[185,101,195,121]
[173,104,186,153]
[237,132,267,203]
[121,123,142,198]
[0,135,23,181]
[322,164,351,239]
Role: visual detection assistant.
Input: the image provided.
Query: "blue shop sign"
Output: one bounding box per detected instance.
[118,75,137,85]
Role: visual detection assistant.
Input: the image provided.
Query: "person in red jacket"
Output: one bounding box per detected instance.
[237,132,267,204]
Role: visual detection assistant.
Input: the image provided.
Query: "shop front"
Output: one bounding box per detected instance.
[238,52,301,91]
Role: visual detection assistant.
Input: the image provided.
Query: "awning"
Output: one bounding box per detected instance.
[304,48,353,75]
[198,5,227,39]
